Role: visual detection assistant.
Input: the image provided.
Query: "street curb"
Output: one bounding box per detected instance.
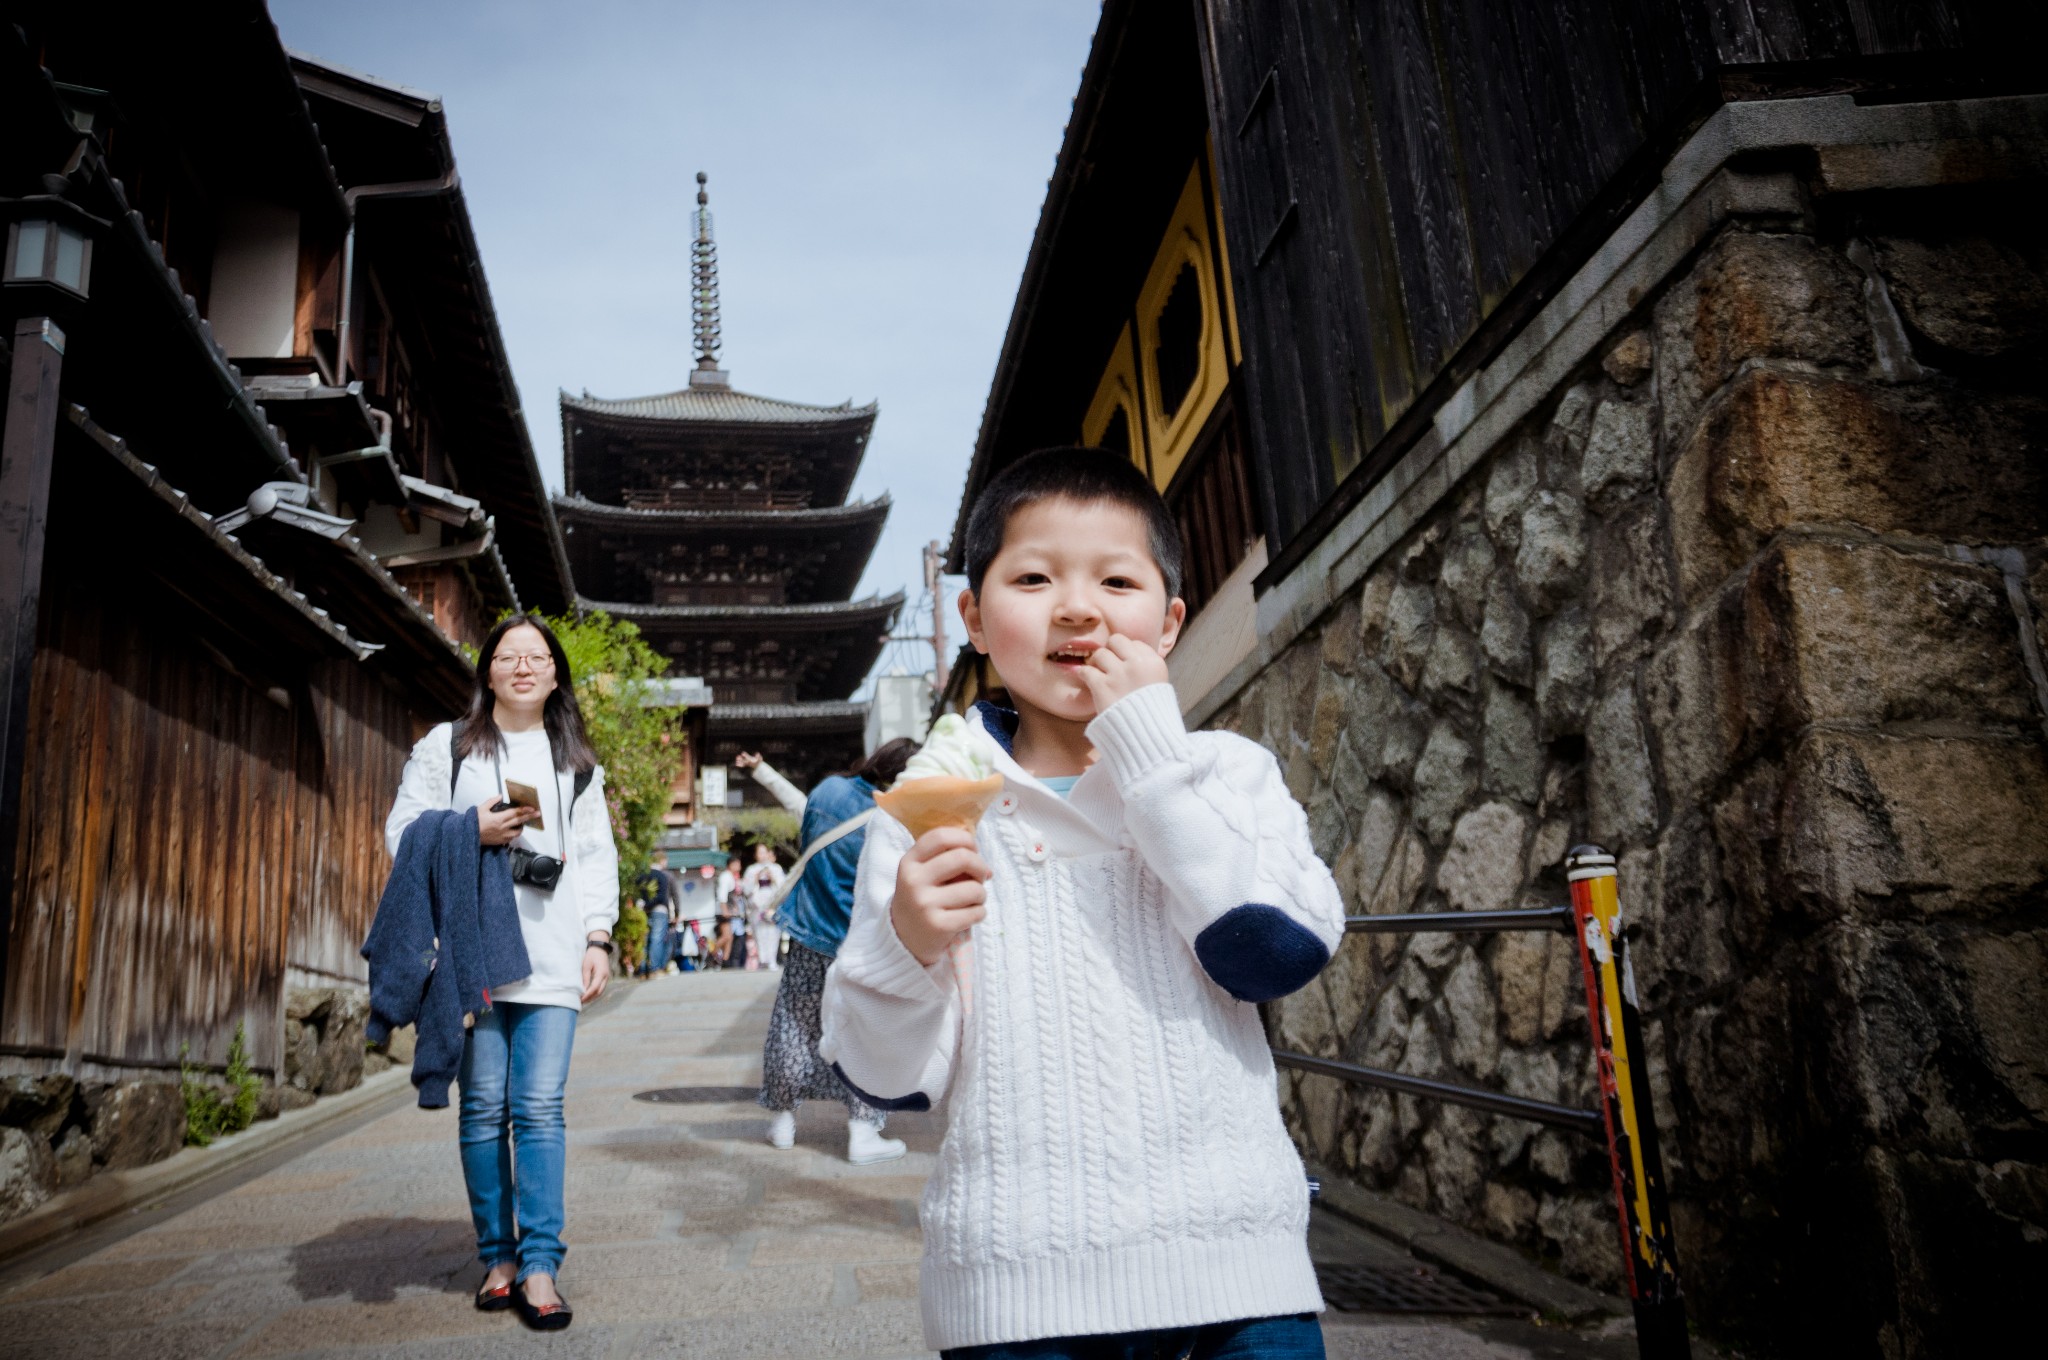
[0,1064,414,1270]
[1306,1161,1627,1322]
[0,978,644,1272]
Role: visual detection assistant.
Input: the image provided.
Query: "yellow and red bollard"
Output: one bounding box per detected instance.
[1566,845,1690,1359]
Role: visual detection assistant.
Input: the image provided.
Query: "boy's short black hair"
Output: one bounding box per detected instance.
[963,447,1185,601]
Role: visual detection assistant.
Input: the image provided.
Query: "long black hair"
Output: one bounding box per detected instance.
[455,614,598,774]
[843,737,920,789]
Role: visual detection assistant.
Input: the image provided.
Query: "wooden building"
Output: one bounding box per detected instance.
[0,3,564,1128]
[558,177,898,812]
[949,1,2048,1354]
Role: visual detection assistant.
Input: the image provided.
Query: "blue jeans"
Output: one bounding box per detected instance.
[941,1315,1324,1360]
[644,909,671,973]
[458,1001,577,1282]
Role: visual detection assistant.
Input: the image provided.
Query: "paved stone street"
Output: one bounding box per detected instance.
[0,972,1637,1359]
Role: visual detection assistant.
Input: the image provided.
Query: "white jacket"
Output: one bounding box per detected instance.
[820,684,1345,1350]
[385,722,620,1008]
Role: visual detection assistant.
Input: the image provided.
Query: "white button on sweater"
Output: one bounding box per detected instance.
[820,683,1347,1351]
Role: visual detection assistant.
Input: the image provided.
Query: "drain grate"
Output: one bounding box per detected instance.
[1315,1262,1528,1315]
[633,1086,761,1104]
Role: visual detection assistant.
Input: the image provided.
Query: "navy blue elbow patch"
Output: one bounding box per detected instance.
[830,1062,932,1112]
[1194,904,1331,1003]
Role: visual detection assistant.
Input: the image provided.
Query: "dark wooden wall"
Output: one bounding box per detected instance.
[291,660,412,989]
[1197,0,2035,578]
[1,582,414,1075]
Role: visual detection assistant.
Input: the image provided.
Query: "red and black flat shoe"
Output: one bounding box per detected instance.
[474,1280,515,1312]
[515,1284,573,1331]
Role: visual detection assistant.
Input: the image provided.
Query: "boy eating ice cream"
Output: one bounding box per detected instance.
[821,447,1346,1358]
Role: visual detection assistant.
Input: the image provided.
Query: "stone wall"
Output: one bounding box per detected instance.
[0,985,388,1223]
[1209,181,2047,1356]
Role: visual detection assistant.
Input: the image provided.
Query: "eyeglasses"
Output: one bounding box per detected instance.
[490,652,555,672]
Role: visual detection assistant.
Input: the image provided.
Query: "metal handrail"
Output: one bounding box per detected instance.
[1271,1049,1603,1138]
[1345,905,1574,935]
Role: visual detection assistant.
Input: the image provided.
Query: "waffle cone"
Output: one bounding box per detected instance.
[873,774,1005,839]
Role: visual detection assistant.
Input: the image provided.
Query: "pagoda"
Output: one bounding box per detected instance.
[558,174,900,813]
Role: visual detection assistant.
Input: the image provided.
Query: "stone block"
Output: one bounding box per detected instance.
[1422,1104,1487,1218]
[1580,398,1657,512]
[1383,580,1436,691]
[1443,951,1500,1079]
[0,1126,55,1224]
[1550,383,1597,453]
[1362,826,1431,922]
[1641,603,1740,808]
[1589,499,1677,669]
[1483,1183,1539,1242]
[1496,932,1578,1046]
[1308,672,1351,775]
[1514,492,1588,616]
[1329,730,1373,819]
[1958,929,2048,1123]
[1436,802,1531,915]
[1419,621,1479,701]
[1286,640,1321,740]
[1668,369,2048,602]
[1320,592,1363,675]
[1871,232,2048,358]
[1481,684,1542,806]
[1587,683,1658,846]
[1741,541,2039,735]
[1322,932,1378,1049]
[1538,1194,1623,1291]
[52,1125,91,1188]
[1357,569,1396,655]
[1779,731,2048,920]
[1535,608,1593,739]
[85,1080,183,1171]
[1479,574,1532,684]
[1411,724,1478,844]
[1308,789,1347,864]
[1602,330,1653,386]
[1439,525,1496,630]
[1366,693,1428,793]
[1654,228,1872,446]
[0,1074,77,1138]
[1484,435,1540,551]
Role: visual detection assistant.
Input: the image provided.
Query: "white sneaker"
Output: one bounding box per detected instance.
[847,1118,906,1165]
[766,1110,796,1150]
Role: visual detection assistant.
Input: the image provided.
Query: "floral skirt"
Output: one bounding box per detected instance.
[757,940,882,1125]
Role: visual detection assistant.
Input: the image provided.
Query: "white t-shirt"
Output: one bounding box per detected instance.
[384,722,621,1011]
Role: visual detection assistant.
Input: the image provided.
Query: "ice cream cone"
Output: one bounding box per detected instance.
[873,773,1005,839]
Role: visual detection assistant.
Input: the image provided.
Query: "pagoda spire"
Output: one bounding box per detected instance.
[689,170,728,388]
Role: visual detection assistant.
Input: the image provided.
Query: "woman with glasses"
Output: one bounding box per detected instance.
[384,614,619,1331]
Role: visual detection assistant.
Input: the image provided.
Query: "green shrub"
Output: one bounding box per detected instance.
[615,902,649,971]
[182,1022,261,1147]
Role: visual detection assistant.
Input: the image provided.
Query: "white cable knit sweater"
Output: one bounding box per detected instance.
[820,684,1346,1350]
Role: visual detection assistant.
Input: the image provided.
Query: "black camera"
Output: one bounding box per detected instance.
[509,846,563,891]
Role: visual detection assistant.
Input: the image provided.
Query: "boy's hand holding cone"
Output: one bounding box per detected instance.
[880,715,1001,968]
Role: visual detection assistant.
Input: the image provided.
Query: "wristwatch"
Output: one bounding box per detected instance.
[585,937,615,955]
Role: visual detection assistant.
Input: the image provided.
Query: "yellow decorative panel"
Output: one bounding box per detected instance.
[1082,323,1148,478]
[1135,164,1230,493]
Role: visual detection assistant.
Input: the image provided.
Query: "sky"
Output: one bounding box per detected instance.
[270,0,1102,688]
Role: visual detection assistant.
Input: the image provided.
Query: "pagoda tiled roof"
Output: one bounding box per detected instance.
[552,494,889,529]
[585,593,903,626]
[561,385,877,428]
[709,700,869,725]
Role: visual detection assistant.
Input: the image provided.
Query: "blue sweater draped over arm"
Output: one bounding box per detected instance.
[361,808,531,1107]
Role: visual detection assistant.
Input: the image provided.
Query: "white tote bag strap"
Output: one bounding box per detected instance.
[760,808,876,913]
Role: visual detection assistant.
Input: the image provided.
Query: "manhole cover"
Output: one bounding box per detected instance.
[633,1086,761,1104]
[1315,1262,1528,1315]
